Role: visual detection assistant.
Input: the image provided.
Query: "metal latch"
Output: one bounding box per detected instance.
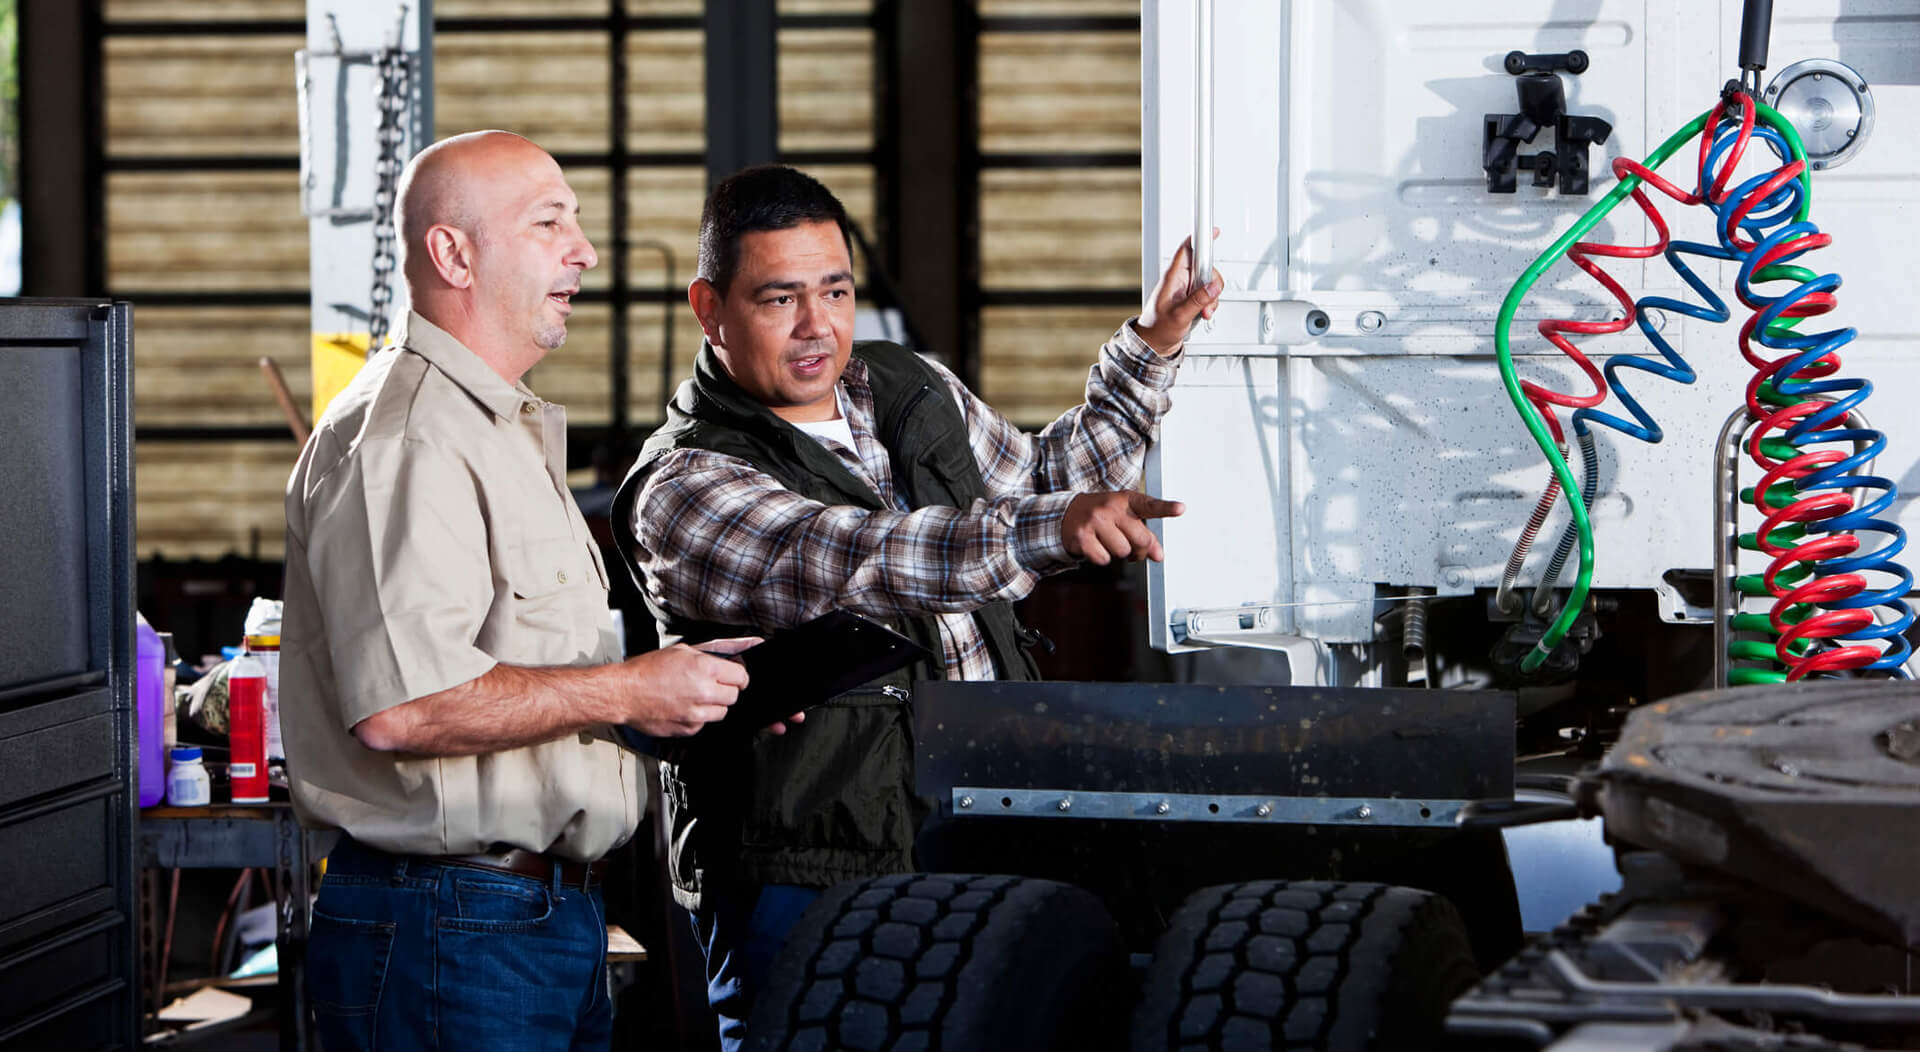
[1170,605,1330,684]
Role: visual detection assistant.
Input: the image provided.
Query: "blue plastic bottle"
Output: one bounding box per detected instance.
[136,613,166,807]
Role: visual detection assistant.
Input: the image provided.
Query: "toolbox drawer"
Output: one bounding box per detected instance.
[0,688,116,805]
[0,915,122,1048]
[0,791,120,938]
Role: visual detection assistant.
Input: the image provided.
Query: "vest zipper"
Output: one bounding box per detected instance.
[886,383,933,454]
[879,382,929,506]
[885,384,934,506]
[836,683,911,702]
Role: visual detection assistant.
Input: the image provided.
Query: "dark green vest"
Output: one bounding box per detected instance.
[611,341,1038,906]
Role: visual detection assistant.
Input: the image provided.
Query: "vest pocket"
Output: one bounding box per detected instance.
[741,687,916,856]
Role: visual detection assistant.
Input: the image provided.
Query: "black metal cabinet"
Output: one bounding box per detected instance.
[0,300,138,1049]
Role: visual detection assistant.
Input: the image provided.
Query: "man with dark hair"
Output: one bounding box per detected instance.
[610,164,1219,1046]
[693,164,856,298]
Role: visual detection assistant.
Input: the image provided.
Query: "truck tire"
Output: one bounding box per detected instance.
[1132,880,1480,1052]
[745,872,1128,1052]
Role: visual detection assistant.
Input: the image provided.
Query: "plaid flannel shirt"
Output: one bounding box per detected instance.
[630,321,1183,680]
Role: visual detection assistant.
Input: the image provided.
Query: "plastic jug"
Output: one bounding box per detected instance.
[136,612,165,807]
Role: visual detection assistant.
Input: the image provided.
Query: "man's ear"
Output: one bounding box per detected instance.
[688,278,723,345]
[426,224,475,289]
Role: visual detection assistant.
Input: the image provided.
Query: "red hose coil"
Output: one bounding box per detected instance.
[1719,99,1877,679]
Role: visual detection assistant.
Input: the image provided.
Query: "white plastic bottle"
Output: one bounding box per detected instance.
[166,746,211,807]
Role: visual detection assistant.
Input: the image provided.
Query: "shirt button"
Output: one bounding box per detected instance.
[521,402,536,415]
[556,570,568,584]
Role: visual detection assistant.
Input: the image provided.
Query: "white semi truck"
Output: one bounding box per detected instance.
[745,4,1920,1050]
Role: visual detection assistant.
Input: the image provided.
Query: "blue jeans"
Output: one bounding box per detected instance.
[305,838,612,1052]
[687,884,820,1052]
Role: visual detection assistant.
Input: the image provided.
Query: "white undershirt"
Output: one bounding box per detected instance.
[789,386,858,452]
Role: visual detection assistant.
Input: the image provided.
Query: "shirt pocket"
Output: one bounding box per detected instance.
[502,536,595,645]
[909,442,984,507]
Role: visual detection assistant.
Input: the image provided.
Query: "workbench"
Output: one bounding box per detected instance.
[139,803,333,1050]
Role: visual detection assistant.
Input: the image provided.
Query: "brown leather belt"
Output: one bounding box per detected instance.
[442,847,608,889]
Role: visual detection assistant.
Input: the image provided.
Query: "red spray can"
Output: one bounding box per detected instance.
[227,648,269,803]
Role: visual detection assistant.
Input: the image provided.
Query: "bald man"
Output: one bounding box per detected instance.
[282,131,751,1050]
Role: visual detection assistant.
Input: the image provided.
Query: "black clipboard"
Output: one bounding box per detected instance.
[717,610,932,733]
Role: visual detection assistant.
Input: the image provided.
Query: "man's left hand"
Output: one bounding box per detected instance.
[1135,233,1223,356]
[691,638,806,736]
[764,711,806,736]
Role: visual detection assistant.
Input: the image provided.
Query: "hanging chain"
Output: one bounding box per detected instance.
[367,39,410,353]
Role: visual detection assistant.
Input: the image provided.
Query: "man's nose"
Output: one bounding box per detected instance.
[568,233,599,272]
[794,297,832,338]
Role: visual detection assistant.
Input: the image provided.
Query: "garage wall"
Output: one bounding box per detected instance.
[98,0,1143,560]
[101,0,874,559]
[973,3,1142,424]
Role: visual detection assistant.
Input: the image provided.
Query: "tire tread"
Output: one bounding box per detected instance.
[1132,880,1481,1052]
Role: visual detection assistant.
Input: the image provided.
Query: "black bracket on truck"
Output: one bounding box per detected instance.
[1484,49,1614,195]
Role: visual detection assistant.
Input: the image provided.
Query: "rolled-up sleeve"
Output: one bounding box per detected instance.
[298,436,499,729]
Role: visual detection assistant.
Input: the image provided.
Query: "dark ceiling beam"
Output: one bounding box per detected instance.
[704,0,779,189]
[20,0,99,296]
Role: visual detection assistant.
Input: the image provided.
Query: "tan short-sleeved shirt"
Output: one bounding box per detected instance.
[281,311,638,862]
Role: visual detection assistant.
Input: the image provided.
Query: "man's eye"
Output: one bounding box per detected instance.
[826,289,849,300]
[537,220,559,228]
[768,295,793,306]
